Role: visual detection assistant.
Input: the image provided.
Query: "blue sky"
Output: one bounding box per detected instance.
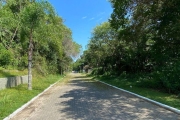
[48,0,113,51]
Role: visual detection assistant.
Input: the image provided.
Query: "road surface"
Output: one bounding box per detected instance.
[10,73,180,120]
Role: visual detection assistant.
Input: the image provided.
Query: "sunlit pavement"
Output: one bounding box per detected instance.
[11,73,180,120]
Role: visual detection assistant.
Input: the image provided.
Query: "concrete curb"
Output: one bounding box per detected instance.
[0,75,28,90]
[3,78,63,120]
[95,79,180,115]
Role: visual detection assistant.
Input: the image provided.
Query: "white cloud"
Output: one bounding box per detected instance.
[82,16,87,19]
[97,12,105,16]
[97,18,103,21]
[89,17,95,21]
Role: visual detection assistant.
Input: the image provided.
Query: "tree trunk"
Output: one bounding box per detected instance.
[61,68,63,75]
[28,29,33,90]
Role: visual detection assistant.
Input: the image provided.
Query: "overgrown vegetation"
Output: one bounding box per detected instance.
[0,0,81,89]
[79,0,180,95]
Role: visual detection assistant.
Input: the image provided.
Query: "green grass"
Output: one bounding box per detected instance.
[93,75,180,110]
[0,67,28,78]
[0,73,63,120]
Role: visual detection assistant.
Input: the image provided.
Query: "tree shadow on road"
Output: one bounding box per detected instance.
[56,76,180,120]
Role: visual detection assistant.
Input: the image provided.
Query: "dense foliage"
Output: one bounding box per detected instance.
[81,0,180,94]
[0,0,81,89]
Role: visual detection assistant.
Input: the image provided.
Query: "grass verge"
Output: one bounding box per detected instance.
[0,73,63,120]
[93,75,180,110]
[0,67,28,78]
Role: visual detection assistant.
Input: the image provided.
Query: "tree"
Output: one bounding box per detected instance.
[0,0,82,90]
[108,0,180,93]
[20,1,55,90]
[85,22,120,74]
[62,26,82,59]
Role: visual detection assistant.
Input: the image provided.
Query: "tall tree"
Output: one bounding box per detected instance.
[0,0,82,90]
[20,1,55,90]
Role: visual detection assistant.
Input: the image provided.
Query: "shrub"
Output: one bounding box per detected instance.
[153,61,180,94]
[91,67,104,75]
[17,55,28,70]
[0,45,13,67]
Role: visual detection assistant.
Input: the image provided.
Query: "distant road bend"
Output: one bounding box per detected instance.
[10,73,180,120]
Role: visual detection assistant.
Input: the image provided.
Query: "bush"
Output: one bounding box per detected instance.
[91,67,104,75]
[17,55,28,70]
[33,55,48,75]
[136,73,163,89]
[0,45,13,67]
[153,61,180,94]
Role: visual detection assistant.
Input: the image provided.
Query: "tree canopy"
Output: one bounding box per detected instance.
[0,0,81,90]
[81,0,180,94]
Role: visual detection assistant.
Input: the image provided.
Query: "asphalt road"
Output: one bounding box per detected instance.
[10,73,180,120]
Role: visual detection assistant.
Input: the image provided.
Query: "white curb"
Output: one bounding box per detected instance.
[95,79,180,115]
[3,78,62,120]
